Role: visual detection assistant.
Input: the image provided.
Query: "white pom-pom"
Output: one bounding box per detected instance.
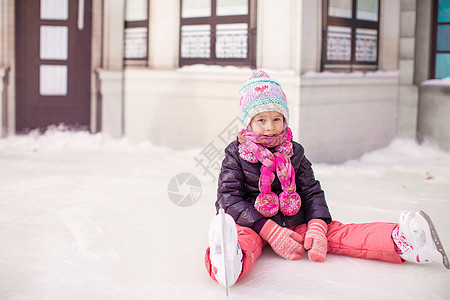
[249,69,270,80]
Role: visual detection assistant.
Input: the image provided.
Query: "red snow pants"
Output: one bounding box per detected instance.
[205,220,403,283]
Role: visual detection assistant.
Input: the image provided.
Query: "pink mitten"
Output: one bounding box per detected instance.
[304,219,328,262]
[260,220,305,260]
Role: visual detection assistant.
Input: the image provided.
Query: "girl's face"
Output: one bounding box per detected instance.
[249,111,284,137]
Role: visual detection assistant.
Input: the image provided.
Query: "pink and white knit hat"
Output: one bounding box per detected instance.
[239,70,289,128]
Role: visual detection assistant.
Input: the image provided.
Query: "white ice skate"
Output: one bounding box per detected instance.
[208,208,243,295]
[398,211,449,269]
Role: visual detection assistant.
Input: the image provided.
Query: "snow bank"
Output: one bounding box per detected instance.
[302,70,399,79]
[0,125,195,158]
[349,138,448,165]
[421,77,450,86]
[177,64,296,77]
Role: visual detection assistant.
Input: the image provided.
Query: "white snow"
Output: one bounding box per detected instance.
[178,64,252,74]
[302,70,399,79]
[177,64,296,77]
[1,128,449,299]
[421,77,450,86]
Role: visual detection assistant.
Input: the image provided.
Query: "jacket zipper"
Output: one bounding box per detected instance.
[281,214,287,227]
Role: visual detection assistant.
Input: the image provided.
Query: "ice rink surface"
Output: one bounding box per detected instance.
[1,128,449,299]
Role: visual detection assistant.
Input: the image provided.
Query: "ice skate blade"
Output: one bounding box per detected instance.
[220,209,229,296]
[419,211,449,269]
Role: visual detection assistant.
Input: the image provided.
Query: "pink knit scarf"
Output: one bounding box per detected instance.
[237,127,301,217]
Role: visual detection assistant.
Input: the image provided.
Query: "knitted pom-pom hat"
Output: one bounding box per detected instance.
[239,70,289,128]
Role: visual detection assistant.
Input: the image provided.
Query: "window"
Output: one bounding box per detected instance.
[321,0,380,71]
[431,0,450,79]
[179,0,256,67]
[124,0,149,66]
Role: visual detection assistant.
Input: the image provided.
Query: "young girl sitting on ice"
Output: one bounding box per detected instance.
[205,70,449,287]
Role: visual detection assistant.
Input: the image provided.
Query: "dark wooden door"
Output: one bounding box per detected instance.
[15,0,92,131]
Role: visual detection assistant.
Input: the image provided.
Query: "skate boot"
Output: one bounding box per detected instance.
[208,209,243,290]
[395,211,449,269]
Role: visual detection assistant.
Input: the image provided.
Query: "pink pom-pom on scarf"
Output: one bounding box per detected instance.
[255,192,279,217]
[279,191,301,216]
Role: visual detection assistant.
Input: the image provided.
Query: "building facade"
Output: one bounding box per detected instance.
[0,0,449,163]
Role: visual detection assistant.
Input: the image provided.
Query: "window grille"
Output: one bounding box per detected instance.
[124,0,149,66]
[179,0,256,67]
[430,0,450,79]
[321,0,380,71]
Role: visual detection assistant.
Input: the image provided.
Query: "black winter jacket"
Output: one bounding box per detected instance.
[216,140,332,233]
